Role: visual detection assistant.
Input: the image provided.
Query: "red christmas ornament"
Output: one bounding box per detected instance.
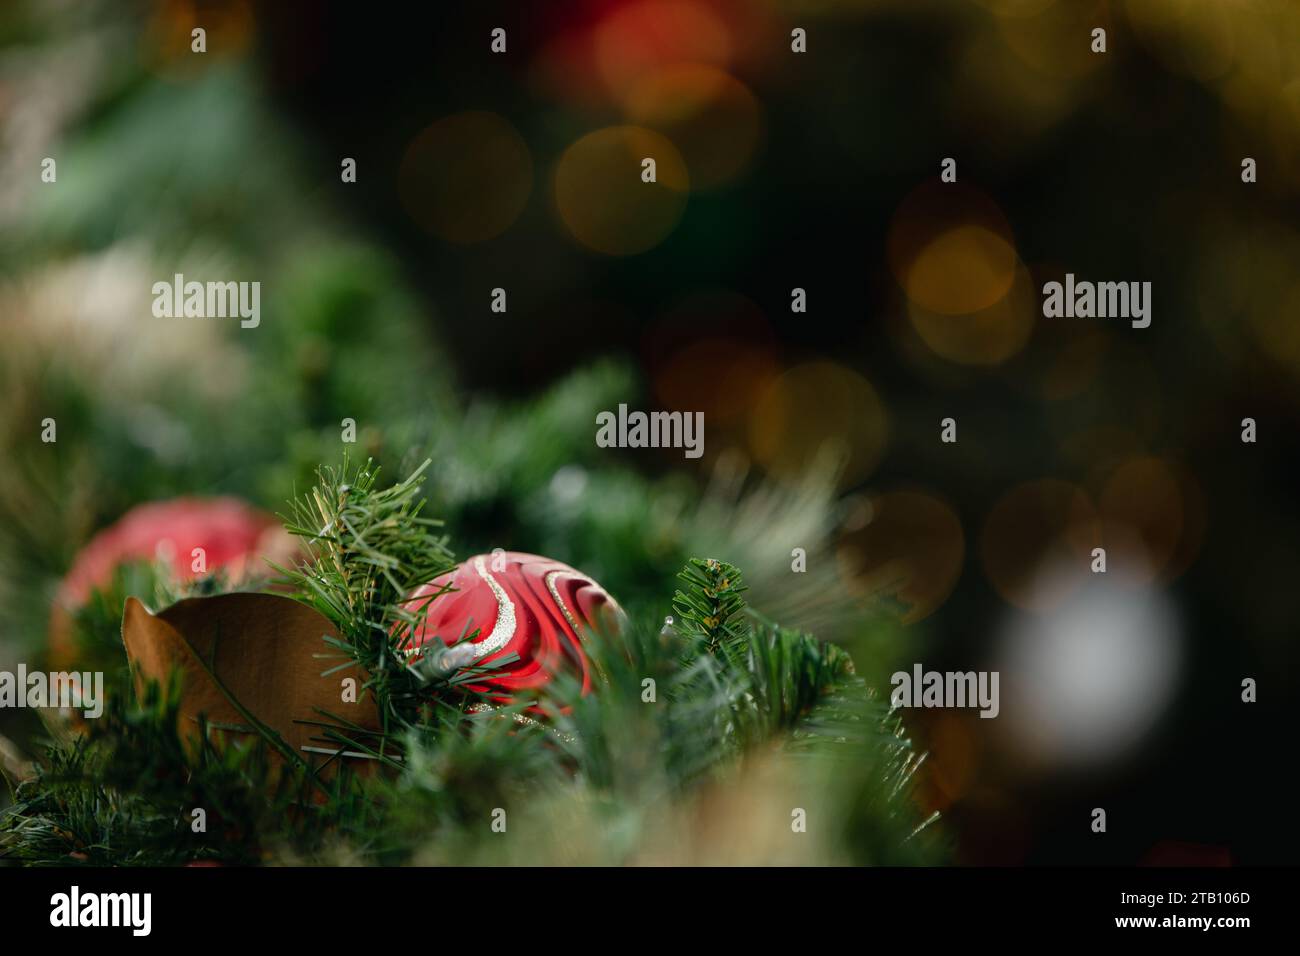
[403,551,623,704]
[50,497,295,671]
[57,497,287,609]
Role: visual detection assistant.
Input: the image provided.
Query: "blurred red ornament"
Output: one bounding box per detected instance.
[403,551,623,704]
[50,497,294,668]
[57,497,287,608]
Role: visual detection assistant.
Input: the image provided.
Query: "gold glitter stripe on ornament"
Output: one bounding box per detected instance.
[467,702,577,743]
[544,570,582,636]
[545,569,609,684]
[473,555,516,656]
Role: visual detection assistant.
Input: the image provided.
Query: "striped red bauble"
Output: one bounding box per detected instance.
[402,551,622,704]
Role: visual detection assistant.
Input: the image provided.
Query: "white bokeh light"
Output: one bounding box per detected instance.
[996,564,1184,768]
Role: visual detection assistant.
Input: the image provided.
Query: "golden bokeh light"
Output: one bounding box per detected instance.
[623,65,763,189]
[1247,275,1300,372]
[1272,78,1300,189]
[975,0,1062,18]
[997,0,1110,80]
[748,361,888,488]
[593,1,733,99]
[837,489,965,623]
[907,260,1037,365]
[981,479,1098,612]
[1125,0,1237,83]
[953,28,1082,150]
[1158,461,1207,585]
[1090,456,1205,587]
[905,226,1018,316]
[921,712,982,812]
[1193,224,1300,364]
[1211,7,1300,193]
[1129,0,1300,191]
[887,182,1019,316]
[1097,456,1185,586]
[554,126,689,256]
[144,0,255,79]
[655,340,780,426]
[398,112,533,243]
[647,291,779,426]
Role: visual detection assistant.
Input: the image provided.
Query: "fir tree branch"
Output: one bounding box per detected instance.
[3,488,943,865]
[277,457,460,733]
[671,557,749,655]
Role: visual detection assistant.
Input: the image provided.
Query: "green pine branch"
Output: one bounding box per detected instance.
[278,457,463,733]
[0,677,346,866]
[1,466,943,866]
[671,557,749,656]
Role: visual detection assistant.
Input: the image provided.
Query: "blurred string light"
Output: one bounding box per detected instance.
[144,0,254,78]
[1101,456,1206,586]
[1094,457,1184,583]
[747,361,889,488]
[974,0,1300,192]
[1226,229,1300,374]
[759,0,924,17]
[887,182,1016,314]
[554,125,689,255]
[399,3,759,260]
[836,488,964,623]
[887,180,1035,366]
[904,225,1017,315]
[975,0,1061,16]
[1265,275,1300,372]
[622,64,764,188]
[1192,224,1300,369]
[979,460,1204,617]
[593,0,735,98]
[995,565,1183,769]
[980,478,1097,613]
[646,291,781,428]
[907,261,1038,366]
[534,1,775,252]
[994,0,1110,80]
[919,711,982,813]
[398,112,533,243]
[1122,1,1300,189]
[654,336,781,425]
[953,27,1083,150]
[532,0,750,108]
[1125,0,1237,83]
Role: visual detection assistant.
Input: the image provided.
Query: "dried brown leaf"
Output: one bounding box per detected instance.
[121,593,381,767]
